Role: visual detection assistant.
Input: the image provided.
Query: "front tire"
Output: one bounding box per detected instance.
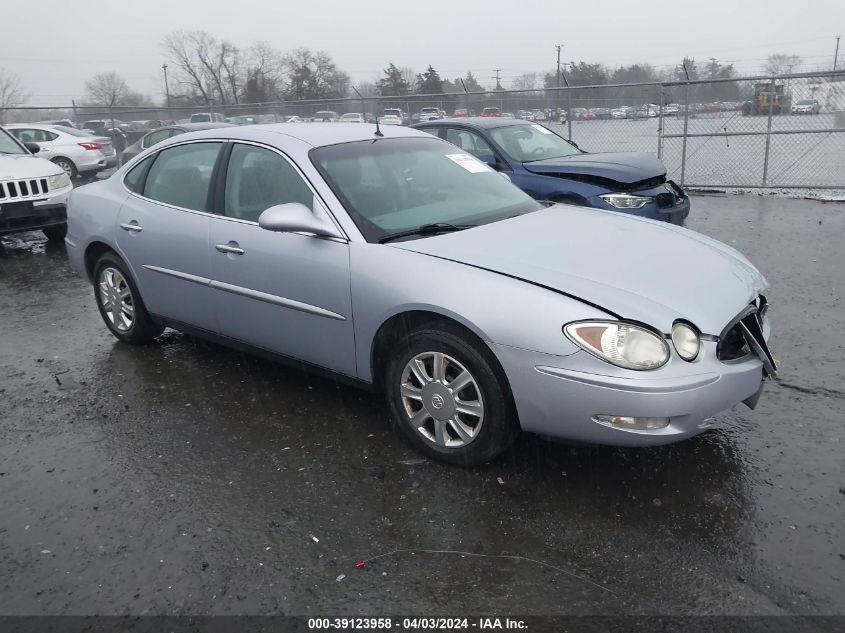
[93,253,163,344]
[384,328,519,465]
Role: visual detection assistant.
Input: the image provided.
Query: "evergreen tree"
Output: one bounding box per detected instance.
[415,65,444,94]
[378,63,411,96]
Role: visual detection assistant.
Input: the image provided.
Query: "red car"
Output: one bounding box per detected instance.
[578,110,596,121]
[452,108,475,118]
[480,107,502,117]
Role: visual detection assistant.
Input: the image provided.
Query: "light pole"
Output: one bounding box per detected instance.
[555,44,562,123]
[162,63,171,114]
[835,35,841,72]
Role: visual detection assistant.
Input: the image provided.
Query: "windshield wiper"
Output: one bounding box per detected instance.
[378,222,474,244]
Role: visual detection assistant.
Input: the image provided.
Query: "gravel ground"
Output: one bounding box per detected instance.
[0,194,843,616]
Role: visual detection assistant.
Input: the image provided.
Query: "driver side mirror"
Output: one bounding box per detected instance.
[24,142,40,154]
[258,203,344,239]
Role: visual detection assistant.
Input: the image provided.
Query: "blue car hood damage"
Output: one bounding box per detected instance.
[392,205,768,334]
[523,151,666,184]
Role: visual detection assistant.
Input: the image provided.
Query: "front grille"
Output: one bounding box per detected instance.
[717,296,777,377]
[0,178,50,201]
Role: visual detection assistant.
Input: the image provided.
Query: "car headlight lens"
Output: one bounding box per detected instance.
[48,173,71,189]
[564,321,669,370]
[599,193,652,209]
[671,322,700,361]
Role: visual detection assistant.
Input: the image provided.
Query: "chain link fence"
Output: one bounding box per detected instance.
[3,71,844,190]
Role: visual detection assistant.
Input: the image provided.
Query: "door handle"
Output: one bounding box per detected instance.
[215,243,245,255]
[120,222,143,232]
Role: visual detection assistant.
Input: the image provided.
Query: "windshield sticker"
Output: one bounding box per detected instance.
[445,153,492,173]
[532,124,553,134]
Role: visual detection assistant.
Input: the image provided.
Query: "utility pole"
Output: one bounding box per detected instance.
[491,69,502,90]
[162,63,171,112]
[835,35,841,72]
[555,44,563,123]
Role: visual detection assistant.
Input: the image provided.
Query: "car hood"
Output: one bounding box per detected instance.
[0,154,63,180]
[523,151,666,184]
[391,206,768,334]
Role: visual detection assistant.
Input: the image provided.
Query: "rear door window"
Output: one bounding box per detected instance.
[143,142,223,211]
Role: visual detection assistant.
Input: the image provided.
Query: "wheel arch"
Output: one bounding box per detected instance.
[83,240,119,282]
[369,309,513,400]
[50,155,77,167]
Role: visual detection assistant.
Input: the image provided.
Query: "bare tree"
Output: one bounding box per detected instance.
[163,30,214,104]
[0,68,29,124]
[85,72,129,106]
[242,41,285,103]
[511,73,538,91]
[765,54,803,77]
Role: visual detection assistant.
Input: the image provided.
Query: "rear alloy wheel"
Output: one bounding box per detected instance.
[51,158,77,179]
[385,328,519,465]
[93,253,163,344]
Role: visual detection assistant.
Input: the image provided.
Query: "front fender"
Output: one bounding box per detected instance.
[350,242,612,381]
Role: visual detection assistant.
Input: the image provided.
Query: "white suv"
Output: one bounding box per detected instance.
[0,126,73,241]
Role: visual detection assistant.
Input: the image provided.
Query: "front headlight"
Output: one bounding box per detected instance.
[564,321,669,370]
[671,322,700,361]
[599,193,651,209]
[48,173,71,189]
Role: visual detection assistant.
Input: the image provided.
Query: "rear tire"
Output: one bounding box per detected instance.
[93,252,163,344]
[42,224,67,241]
[384,327,519,466]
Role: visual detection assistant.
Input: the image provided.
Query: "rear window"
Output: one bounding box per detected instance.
[124,156,152,193]
[55,126,96,138]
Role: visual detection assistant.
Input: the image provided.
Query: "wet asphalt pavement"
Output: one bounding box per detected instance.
[0,194,843,616]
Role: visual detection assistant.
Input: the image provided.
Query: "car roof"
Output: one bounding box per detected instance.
[411,117,536,130]
[171,122,428,147]
[169,122,235,131]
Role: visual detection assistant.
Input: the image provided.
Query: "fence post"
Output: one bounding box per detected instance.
[762,75,775,186]
[567,87,573,140]
[680,81,690,187]
[657,85,665,159]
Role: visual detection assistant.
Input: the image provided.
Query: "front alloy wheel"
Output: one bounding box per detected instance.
[400,351,485,448]
[385,327,519,465]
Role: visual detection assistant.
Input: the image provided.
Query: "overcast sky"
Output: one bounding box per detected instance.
[3,0,843,105]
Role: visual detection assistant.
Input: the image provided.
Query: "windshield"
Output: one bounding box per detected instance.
[0,128,28,154]
[312,137,541,242]
[490,123,581,162]
[383,109,401,117]
[341,113,361,120]
[797,100,814,105]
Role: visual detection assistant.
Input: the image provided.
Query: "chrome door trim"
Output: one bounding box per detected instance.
[143,265,344,321]
[209,279,347,321]
[142,265,211,286]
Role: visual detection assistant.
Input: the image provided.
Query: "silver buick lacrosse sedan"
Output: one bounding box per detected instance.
[65,123,776,465]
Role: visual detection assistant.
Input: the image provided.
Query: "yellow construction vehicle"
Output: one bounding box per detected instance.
[742,82,792,115]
